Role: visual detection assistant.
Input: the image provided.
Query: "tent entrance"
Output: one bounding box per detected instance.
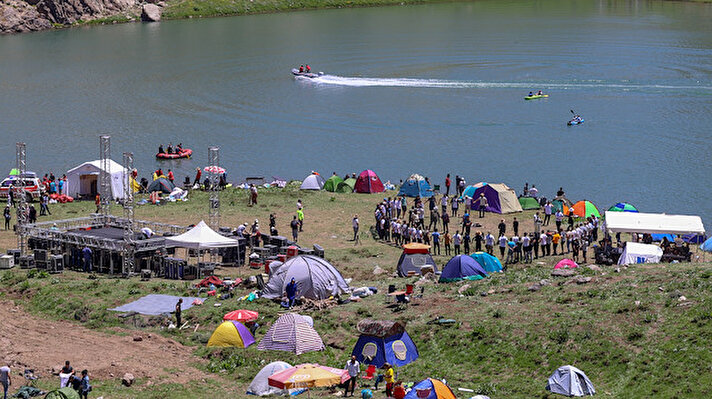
[79,174,98,197]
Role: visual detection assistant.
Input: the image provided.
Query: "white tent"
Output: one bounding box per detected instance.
[618,242,663,265]
[247,361,301,396]
[165,221,238,249]
[546,365,596,397]
[604,211,705,235]
[300,174,325,190]
[64,159,127,200]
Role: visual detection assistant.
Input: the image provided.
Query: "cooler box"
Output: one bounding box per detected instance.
[277,254,287,262]
[286,246,299,259]
[0,255,14,269]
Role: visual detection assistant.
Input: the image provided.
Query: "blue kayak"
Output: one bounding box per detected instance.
[567,117,584,126]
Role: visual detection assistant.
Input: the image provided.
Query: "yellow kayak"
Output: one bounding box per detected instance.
[524,94,549,100]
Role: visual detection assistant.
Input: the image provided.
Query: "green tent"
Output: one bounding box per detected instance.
[8,168,20,176]
[45,388,80,399]
[336,178,356,193]
[519,197,540,210]
[324,175,344,192]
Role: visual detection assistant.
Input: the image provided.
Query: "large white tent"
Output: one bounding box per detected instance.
[64,159,127,200]
[165,221,239,249]
[604,211,705,235]
[618,242,663,265]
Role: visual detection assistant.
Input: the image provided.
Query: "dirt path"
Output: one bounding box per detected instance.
[0,300,207,384]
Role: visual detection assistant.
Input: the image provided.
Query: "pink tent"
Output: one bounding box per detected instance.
[554,259,579,269]
[354,170,385,193]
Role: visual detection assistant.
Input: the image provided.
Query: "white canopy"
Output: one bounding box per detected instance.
[618,242,663,265]
[165,221,238,249]
[64,159,127,199]
[604,211,705,235]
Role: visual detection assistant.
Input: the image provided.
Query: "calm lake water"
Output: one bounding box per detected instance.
[1,0,711,222]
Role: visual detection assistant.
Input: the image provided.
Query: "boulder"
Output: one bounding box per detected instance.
[122,372,135,387]
[141,4,160,22]
[372,266,385,275]
[575,276,592,285]
[0,0,52,33]
[528,283,542,292]
[587,264,602,272]
[551,269,575,277]
[457,284,471,295]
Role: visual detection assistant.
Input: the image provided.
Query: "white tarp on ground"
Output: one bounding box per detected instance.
[604,211,705,235]
[618,242,663,265]
[165,220,238,249]
[64,159,127,199]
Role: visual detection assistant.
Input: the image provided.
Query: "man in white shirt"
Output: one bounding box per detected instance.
[485,232,495,255]
[344,355,360,397]
[453,231,462,255]
[498,234,508,258]
[529,185,539,197]
[543,201,553,225]
[522,233,531,262]
[540,233,548,257]
[555,210,564,231]
[0,364,10,399]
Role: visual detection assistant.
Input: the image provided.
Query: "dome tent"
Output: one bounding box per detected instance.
[147,177,175,194]
[354,169,385,193]
[404,378,456,399]
[336,177,356,193]
[324,175,344,192]
[439,255,488,282]
[396,243,438,277]
[258,313,325,355]
[546,365,595,397]
[608,202,638,213]
[261,255,350,300]
[466,182,523,214]
[44,388,80,399]
[247,361,304,396]
[351,319,418,368]
[398,174,433,198]
[470,252,503,273]
[207,320,255,348]
[300,173,325,190]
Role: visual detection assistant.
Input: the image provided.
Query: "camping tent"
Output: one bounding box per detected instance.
[618,242,663,265]
[336,178,356,193]
[44,388,80,399]
[396,244,438,277]
[398,174,433,198]
[147,177,175,193]
[261,255,350,300]
[439,255,488,282]
[701,237,712,252]
[258,313,325,355]
[470,252,503,273]
[571,200,601,218]
[247,361,300,396]
[64,159,127,199]
[352,319,419,367]
[165,221,239,249]
[354,170,385,193]
[519,196,541,210]
[300,173,325,190]
[207,320,256,348]
[608,202,638,213]
[552,198,573,214]
[404,378,457,399]
[554,259,578,269]
[603,211,705,235]
[470,182,523,214]
[324,175,344,192]
[546,365,596,397]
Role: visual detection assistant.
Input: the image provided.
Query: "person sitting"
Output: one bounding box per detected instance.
[176,143,183,151]
[167,144,173,154]
[158,144,164,154]
[529,91,533,96]
[299,65,304,73]
[305,64,311,73]
[537,90,543,95]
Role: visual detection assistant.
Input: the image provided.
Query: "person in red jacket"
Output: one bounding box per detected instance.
[445,173,451,195]
[193,167,202,186]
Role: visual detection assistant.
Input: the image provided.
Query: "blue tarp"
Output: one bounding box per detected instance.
[398,178,433,198]
[651,234,676,242]
[109,294,200,316]
[352,331,419,368]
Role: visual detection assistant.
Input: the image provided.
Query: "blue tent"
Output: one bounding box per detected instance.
[700,237,712,252]
[439,255,488,282]
[403,378,456,399]
[398,176,433,198]
[470,252,503,273]
[651,234,676,242]
[683,234,706,244]
[351,320,418,368]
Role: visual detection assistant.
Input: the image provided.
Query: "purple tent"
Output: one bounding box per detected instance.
[469,183,523,214]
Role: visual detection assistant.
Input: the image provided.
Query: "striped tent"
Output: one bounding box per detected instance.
[258,313,325,355]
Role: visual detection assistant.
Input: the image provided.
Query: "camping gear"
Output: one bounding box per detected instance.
[197,276,223,287]
[398,174,433,198]
[258,313,325,355]
[352,319,419,367]
[608,202,638,213]
[554,259,579,269]
[248,361,303,396]
[552,198,572,214]
[404,378,457,399]
[519,196,540,210]
[603,211,706,235]
[324,175,344,192]
[268,364,349,390]
[464,182,523,214]
[109,294,200,316]
[354,170,385,193]
[223,309,258,322]
[439,255,488,282]
[397,244,438,277]
[156,148,192,159]
[300,173,326,190]
[469,252,503,273]
[546,365,595,397]
[64,159,128,199]
[146,177,175,194]
[336,177,356,193]
[524,94,549,100]
[570,200,601,218]
[651,234,676,242]
[44,387,79,399]
[207,320,256,348]
[261,255,350,300]
[204,165,226,174]
[617,242,663,265]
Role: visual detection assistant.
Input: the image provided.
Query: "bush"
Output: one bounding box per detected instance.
[27,269,49,279]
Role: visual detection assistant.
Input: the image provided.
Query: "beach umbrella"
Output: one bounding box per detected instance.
[204,165,226,174]
[223,309,259,323]
[268,364,349,390]
[570,200,601,218]
[554,259,578,269]
[608,202,638,213]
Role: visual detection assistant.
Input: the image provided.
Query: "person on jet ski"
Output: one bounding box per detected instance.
[305,65,311,73]
[299,65,304,73]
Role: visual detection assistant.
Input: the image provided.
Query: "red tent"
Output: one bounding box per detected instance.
[197,276,223,287]
[354,170,385,193]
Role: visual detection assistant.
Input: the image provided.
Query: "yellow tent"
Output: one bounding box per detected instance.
[206,321,256,348]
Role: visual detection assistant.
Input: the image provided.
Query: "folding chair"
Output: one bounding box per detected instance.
[362,364,376,382]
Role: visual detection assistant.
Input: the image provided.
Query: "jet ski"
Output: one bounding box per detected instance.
[291,68,322,78]
[567,116,584,126]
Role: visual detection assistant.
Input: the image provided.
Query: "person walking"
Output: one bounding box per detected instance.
[352,214,360,244]
[297,209,304,232]
[290,216,299,242]
[3,207,10,230]
[445,174,451,196]
[429,208,439,231]
[477,193,488,218]
[79,369,91,399]
[485,232,495,255]
[497,219,506,236]
[344,355,360,397]
[0,363,10,399]
[175,298,183,327]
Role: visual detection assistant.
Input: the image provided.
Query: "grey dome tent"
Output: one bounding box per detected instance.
[147,177,175,193]
[261,255,350,300]
[546,365,596,397]
[300,173,325,190]
[396,244,438,277]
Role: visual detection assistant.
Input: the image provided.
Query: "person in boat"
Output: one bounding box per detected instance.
[158,144,164,154]
[305,64,311,73]
[167,143,173,154]
[529,91,534,96]
[537,90,543,95]
[176,143,183,152]
[299,65,304,73]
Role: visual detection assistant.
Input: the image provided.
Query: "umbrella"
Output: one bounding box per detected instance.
[570,200,601,218]
[204,166,226,174]
[268,364,349,390]
[608,202,638,213]
[223,309,259,322]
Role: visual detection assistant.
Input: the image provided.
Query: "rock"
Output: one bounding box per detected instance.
[551,269,576,277]
[587,264,602,272]
[539,279,551,286]
[122,373,135,387]
[634,300,641,307]
[0,0,52,33]
[658,286,664,291]
[37,0,138,25]
[479,291,488,297]
[457,284,471,295]
[133,336,143,341]
[575,277,592,285]
[487,289,496,295]
[614,268,621,273]
[528,284,542,292]
[678,295,687,301]
[372,266,385,275]
[141,4,161,22]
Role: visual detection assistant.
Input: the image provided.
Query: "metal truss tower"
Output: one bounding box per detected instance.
[208,146,220,231]
[122,152,135,275]
[15,142,28,254]
[99,135,111,216]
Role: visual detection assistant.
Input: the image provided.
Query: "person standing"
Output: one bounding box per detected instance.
[175,298,183,327]
[431,229,441,255]
[544,201,553,225]
[552,231,561,255]
[474,231,483,252]
[485,232,495,255]
[3,206,10,230]
[441,211,450,233]
[533,213,543,236]
[477,193,488,218]
[555,209,564,231]
[297,209,304,232]
[451,196,459,217]
[444,231,452,256]
[429,207,439,231]
[539,232,548,257]
[344,355,360,397]
[453,231,462,255]
[286,278,298,308]
[445,174,451,196]
[0,363,10,399]
[79,370,91,399]
[498,234,508,258]
[167,169,174,184]
[497,219,506,236]
[290,216,299,242]
[82,246,92,272]
[384,363,395,398]
[193,167,202,186]
[352,214,360,244]
[512,217,519,236]
[249,184,258,206]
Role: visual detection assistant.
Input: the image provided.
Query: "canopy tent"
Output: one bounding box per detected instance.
[323,175,344,192]
[398,174,433,198]
[300,173,325,190]
[223,309,258,323]
[554,259,579,269]
[439,255,488,282]
[247,361,301,396]
[608,202,638,213]
[258,313,325,355]
[352,319,419,367]
[618,242,663,265]
[268,364,349,390]
[207,320,256,348]
[354,170,385,193]
[570,200,601,218]
[147,177,175,193]
[519,196,541,210]
[44,388,80,399]
[64,159,127,199]
[403,378,457,399]
[261,255,350,300]
[165,221,239,249]
[546,365,596,397]
[336,178,356,193]
[470,252,503,273]
[604,211,705,235]
[397,244,437,277]
[468,182,523,214]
